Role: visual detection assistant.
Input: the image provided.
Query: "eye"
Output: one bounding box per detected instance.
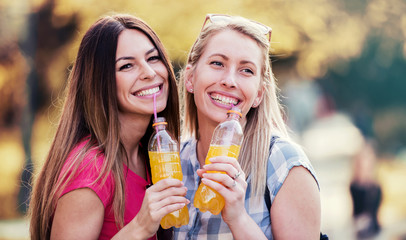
[119,63,132,71]
[210,61,223,67]
[242,68,254,75]
[148,55,161,62]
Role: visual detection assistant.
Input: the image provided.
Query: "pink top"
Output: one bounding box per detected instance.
[58,138,155,240]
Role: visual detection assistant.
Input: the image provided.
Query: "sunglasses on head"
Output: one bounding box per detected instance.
[201,14,272,43]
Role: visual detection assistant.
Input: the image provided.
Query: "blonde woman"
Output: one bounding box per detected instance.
[29,14,187,240]
[175,14,322,239]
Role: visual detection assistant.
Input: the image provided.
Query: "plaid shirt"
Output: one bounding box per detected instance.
[173,137,318,240]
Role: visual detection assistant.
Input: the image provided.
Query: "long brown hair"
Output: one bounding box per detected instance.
[181,16,289,198]
[29,14,179,239]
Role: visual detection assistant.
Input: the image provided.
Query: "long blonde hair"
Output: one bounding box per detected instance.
[181,16,289,197]
[29,14,180,239]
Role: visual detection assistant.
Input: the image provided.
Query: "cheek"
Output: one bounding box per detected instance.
[115,74,127,92]
[157,63,169,80]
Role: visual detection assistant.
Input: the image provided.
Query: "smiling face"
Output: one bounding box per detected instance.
[186,29,264,125]
[115,29,169,117]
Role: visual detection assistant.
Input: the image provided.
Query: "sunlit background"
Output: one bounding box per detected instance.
[1,0,406,239]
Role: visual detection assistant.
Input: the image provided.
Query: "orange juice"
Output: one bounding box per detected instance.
[148,151,183,183]
[148,151,189,229]
[193,144,241,215]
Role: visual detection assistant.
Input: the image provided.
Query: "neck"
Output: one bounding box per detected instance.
[119,113,151,171]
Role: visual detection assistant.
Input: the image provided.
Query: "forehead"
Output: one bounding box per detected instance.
[203,29,263,63]
[116,29,154,51]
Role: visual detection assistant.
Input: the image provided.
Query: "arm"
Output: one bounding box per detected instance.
[271,166,321,240]
[51,179,188,240]
[51,188,104,240]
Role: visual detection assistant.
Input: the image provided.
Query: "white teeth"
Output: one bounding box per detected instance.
[211,94,238,105]
[136,86,160,96]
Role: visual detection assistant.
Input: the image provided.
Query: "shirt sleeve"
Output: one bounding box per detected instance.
[266,138,319,204]
[59,142,114,208]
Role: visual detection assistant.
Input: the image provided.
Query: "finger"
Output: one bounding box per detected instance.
[196,168,206,178]
[203,162,235,173]
[232,171,242,180]
[155,195,190,209]
[155,202,188,218]
[150,193,190,218]
[203,162,245,181]
[147,184,188,203]
[208,156,238,165]
[140,200,188,225]
[202,172,235,188]
[200,177,238,195]
[207,156,244,174]
[150,178,184,192]
[202,171,247,190]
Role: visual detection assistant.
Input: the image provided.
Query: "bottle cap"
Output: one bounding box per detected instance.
[152,121,168,127]
[227,107,242,117]
[152,117,167,127]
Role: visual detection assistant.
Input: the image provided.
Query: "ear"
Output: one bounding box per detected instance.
[252,84,265,108]
[184,64,194,93]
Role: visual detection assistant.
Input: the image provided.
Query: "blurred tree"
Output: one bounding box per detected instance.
[315,0,406,155]
[14,0,78,213]
[318,35,406,153]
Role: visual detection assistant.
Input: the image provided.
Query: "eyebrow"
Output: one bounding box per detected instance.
[115,47,158,63]
[209,53,229,60]
[209,53,257,66]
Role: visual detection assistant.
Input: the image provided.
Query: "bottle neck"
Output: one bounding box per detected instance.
[155,124,166,131]
[152,117,167,132]
[227,112,242,121]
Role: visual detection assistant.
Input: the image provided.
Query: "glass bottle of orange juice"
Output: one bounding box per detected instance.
[194,107,244,215]
[148,117,189,229]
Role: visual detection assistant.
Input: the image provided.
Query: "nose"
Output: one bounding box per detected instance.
[139,62,156,80]
[220,71,237,88]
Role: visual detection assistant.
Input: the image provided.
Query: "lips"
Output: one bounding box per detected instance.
[133,85,161,97]
[210,92,240,106]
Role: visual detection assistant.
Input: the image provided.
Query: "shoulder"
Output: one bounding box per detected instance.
[59,137,114,207]
[66,137,105,169]
[270,165,321,239]
[267,137,318,203]
[269,137,311,168]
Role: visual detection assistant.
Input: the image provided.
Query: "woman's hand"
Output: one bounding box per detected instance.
[118,179,189,239]
[133,179,189,237]
[197,157,268,240]
[197,156,247,224]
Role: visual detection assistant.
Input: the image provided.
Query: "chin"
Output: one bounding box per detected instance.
[156,104,168,113]
[208,112,228,124]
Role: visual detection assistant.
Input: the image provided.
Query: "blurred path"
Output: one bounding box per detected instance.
[0,219,29,240]
[313,155,406,240]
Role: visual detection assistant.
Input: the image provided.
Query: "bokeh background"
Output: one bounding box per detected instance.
[1,0,406,239]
